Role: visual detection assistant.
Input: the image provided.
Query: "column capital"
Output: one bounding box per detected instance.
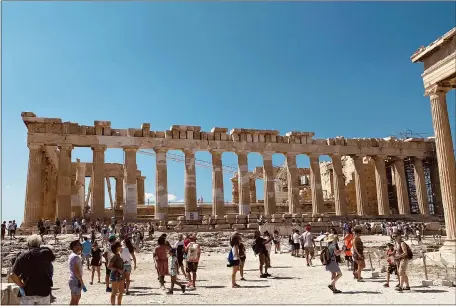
[328,153,342,158]
[412,156,425,161]
[285,152,298,158]
[153,148,168,154]
[183,148,196,155]
[391,155,407,161]
[58,144,74,151]
[123,146,138,152]
[235,150,249,156]
[262,151,274,160]
[137,176,146,181]
[372,154,388,160]
[91,144,107,152]
[209,149,224,156]
[306,153,320,158]
[424,83,451,97]
[28,143,44,150]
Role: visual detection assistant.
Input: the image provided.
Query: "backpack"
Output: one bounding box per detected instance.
[187,243,200,262]
[320,246,330,265]
[227,249,234,263]
[404,242,413,260]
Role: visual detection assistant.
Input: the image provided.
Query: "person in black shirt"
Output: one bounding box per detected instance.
[90,242,103,285]
[1,221,6,240]
[10,234,55,304]
[253,230,273,278]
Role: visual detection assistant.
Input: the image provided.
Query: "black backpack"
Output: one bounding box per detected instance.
[320,247,330,265]
[404,242,413,260]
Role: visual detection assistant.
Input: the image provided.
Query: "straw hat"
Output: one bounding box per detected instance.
[325,234,337,242]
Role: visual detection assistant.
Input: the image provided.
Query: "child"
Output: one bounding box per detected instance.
[167,248,186,295]
[90,242,103,285]
[273,230,281,254]
[383,243,398,287]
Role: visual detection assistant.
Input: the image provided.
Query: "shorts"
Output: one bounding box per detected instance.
[124,264,132,273]
[110,271,124,282]
[345,255,353,262]
[304,247,315,257]
[82,254,91,261]
[293,243,300,250]
[106,267,111,276]
[231,260,240,266]
[69,279,82,296]
[387,264,397,275]
[398,259,408,275]
[186,262,199,273]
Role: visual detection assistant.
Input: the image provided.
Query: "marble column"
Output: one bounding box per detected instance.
[231,177,239,204]
[184,149,198,220]
[115,176,124,209]
[393,157,410,215]
[43,164,57,221]
[262,152,276,215]
[237,151,251,215]
[56,144,73,221]
[137,176,145,205]
[373,155,390,215]
[308,154,324,215]
[352,155,367,216]
[426,85,456,245]
[330,154,347,216]
[23,144,44,226]
[211,150,225,216]
[91,145,107,220]
[123,146,138,221]
[413,157,429,215]
[155,149,168,220]
[70,162,80,218]
[249,178,257,204]
[76,161,86,217]
[286,153,300,214]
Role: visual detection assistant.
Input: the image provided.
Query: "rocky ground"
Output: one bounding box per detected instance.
[2,232,455,304]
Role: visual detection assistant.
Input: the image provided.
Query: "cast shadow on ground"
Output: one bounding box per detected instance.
[128,291,160,296]
[368,279,388,283]
[240,285,271,289]
[412,289,449,293]
[199,285,226,289]
[271,276,301,280]
[340,290,381,294]
[243,279,267,282]
[243,266,292,272]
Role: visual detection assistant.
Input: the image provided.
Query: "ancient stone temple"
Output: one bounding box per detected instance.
[22,113,441,226]
[411,27,456,251]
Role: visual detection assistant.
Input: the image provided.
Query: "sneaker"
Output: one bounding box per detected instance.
[166,290,173,295]
[307,263,310,267]
[260,274,267,278]
[333,289,342,294]
[383,284,389,288]
[89,282,93,285]
[181,285,186,293]
[328,285,334,292]
[403,286,411,291]
[125,291,130,295]
[265,273,271,277]
[395,284,400,288]
[240,278,246,281]
[395,287,403,292]
[106,287,112,292]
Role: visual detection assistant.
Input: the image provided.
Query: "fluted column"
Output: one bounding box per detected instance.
[286,154,300,214]
[76,161,86,217]
[426,85,456,245]
[91,145,107,220]
[373,155,390,215]
[308,154,324,215]
[393,157,410,215]
[237,151,251,215]
[413,157,429,215]
[70,162,80,218]
[56,144,73,221]
[330,154,347,216]
[262,152,276,215]
[249,178,257,204]
[352,155,367,216]
[211,150,225,216]
[155,149,168,220]
[137,176,145,205]
[123,146,138,221]
[115,176,124,209]
[231,177,239,204]
[43,163,57,221]
[184,149,198,220]
[23,144,44,226]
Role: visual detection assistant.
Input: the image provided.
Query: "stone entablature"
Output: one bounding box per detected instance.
[22,112,432,158]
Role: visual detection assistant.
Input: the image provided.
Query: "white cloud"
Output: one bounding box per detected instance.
[168,194,178,202]
[144,192,183,203]
[145,192,155,200]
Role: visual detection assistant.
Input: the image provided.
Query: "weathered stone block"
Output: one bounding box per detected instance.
[232,224,246,230]
[247,223,259,229]
[215,224,231,230]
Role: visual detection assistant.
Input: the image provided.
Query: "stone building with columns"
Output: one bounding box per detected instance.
[22,112,440,226]
[411,27,456,252]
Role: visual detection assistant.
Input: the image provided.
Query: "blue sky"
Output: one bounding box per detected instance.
[2,2,455,224]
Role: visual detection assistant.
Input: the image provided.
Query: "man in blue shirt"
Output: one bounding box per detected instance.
[81,237,92,270]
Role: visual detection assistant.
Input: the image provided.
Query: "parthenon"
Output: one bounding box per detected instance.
[22,112,442,226]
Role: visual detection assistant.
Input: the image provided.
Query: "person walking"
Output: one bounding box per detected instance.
[121,239,137,295]
[292,229,300,257]
[108,241,125,305]
[167,248,186,294]
[185,234,201,289]
[68,240,85,305]
[154,235,169,290]
[253,230,273,278]
[230,234,241,288]
[394,234,412,291]
[10,235,55,305]
[1,221,6,240]
[383,243,398,288]
[323,234,343,293]
[343,227,354,271]
[272,230,281,254]
[173,234,187,277]
[103,235,117,293]
[81,237,93,270]
[352,226,366,282]
[11,220,17,238]
[239,236,247,281]
[90,242,103,285]
[301,225,315,266]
